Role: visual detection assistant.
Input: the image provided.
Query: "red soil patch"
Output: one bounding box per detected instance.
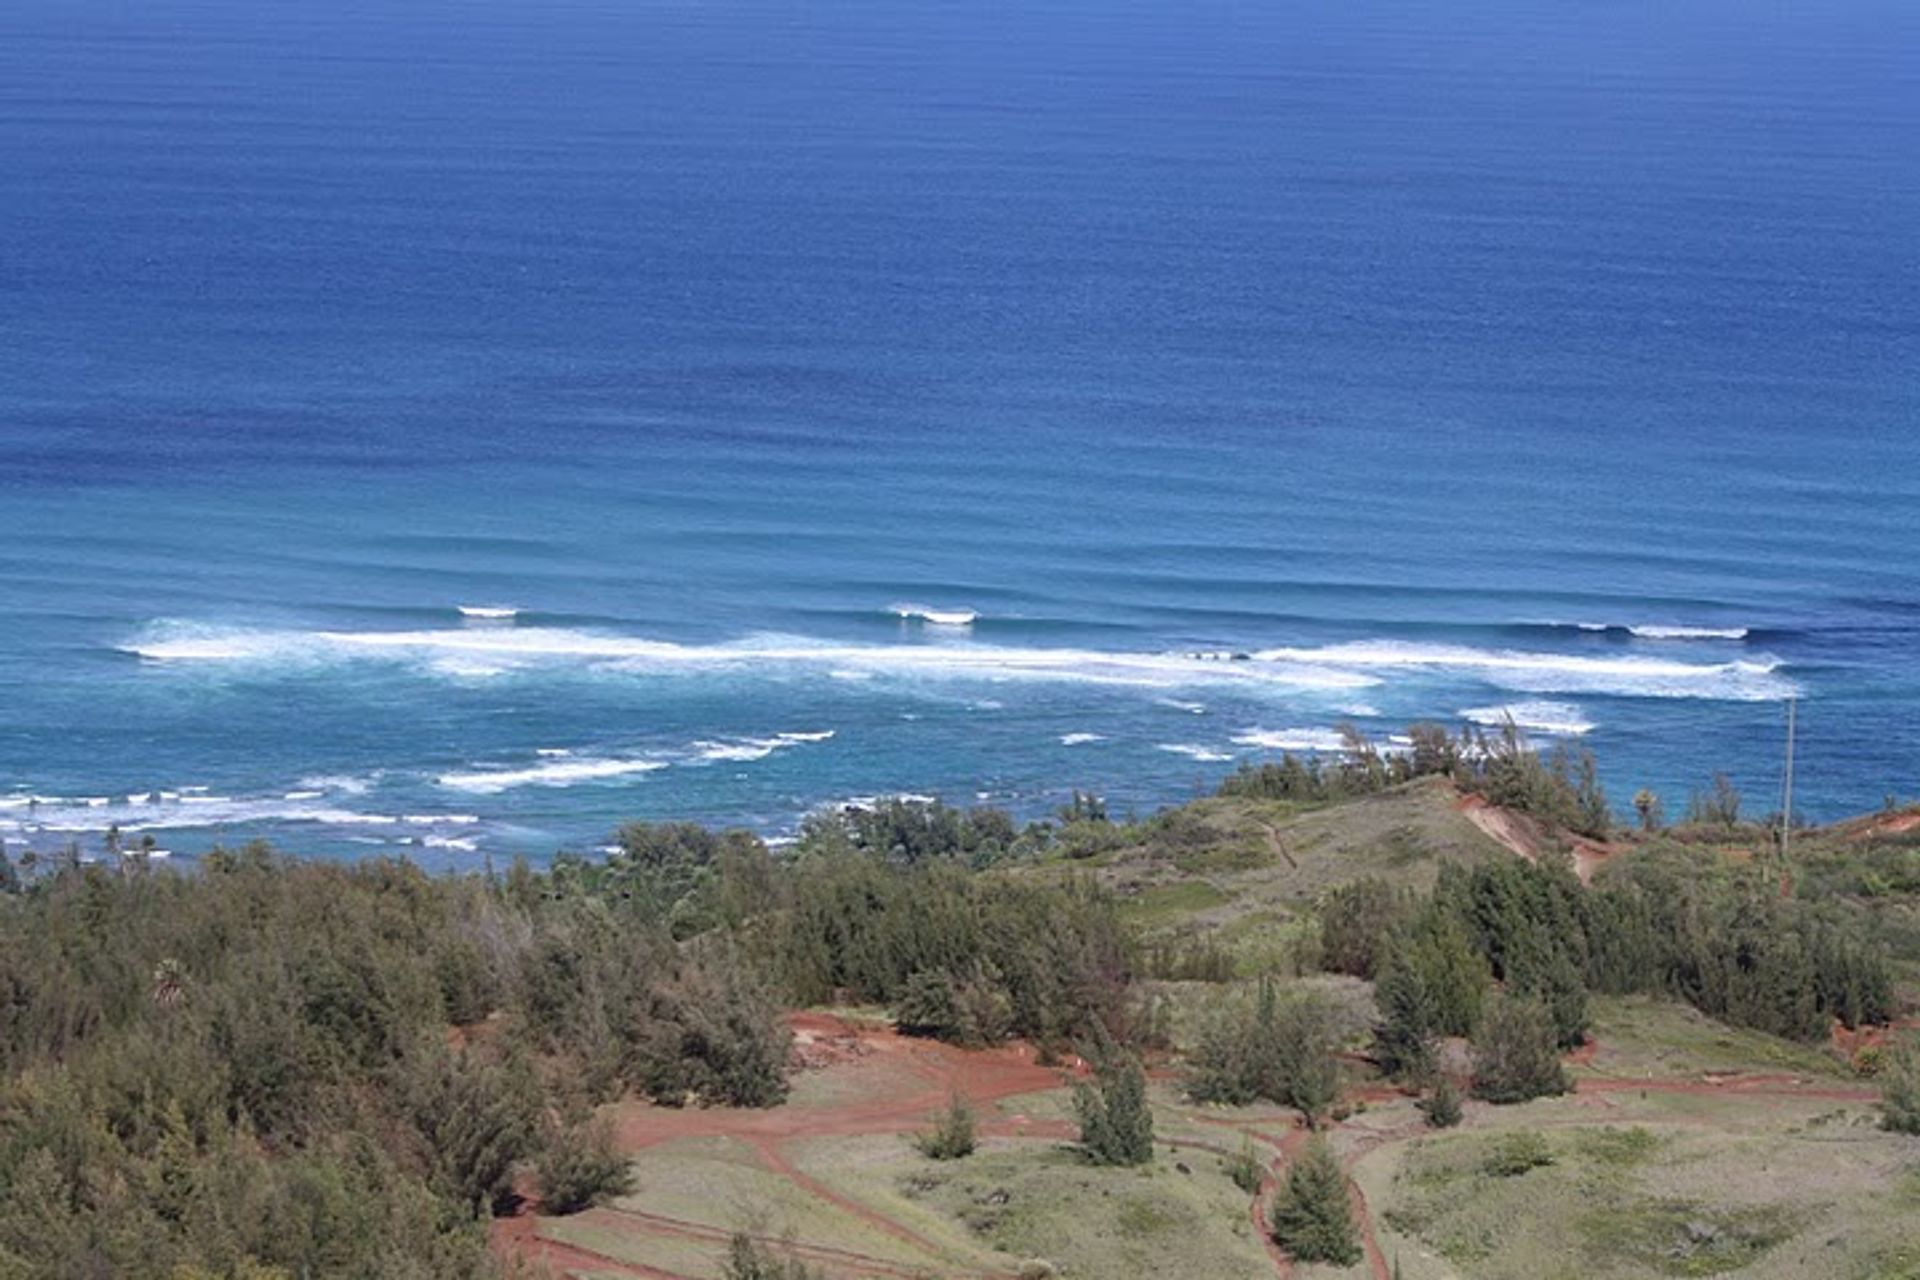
[1457,794,1624,884]
[500,1012,1078,1280]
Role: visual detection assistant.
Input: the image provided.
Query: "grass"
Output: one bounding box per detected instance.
[1586,996,1850,1081]
[896,1142,1272,1279]
[1365,1091,1920,1280]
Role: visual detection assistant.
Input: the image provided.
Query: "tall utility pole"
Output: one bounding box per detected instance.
[1780,697,1796,863]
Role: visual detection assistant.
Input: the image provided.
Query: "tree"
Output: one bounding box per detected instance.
[536,1110,635,1214]
[914,1092,977,1160]
[723,1232,824,1280]
[1470,994,1569,1104]
[1268,1138,1360,1266]
[1074,1028,1154,1166]
[1272,990,1342,1130]
[1880,1041,1920,1136]
[1632,789,1664,834]
[1417,1076,1463,1129]
[1318,878,1410,979]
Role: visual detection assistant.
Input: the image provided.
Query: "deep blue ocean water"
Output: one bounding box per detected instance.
[2,0,1917,864]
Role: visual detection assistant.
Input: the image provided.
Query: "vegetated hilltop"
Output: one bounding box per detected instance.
[2,723,1918,1280]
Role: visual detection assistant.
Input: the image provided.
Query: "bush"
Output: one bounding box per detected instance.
[1268,1138,1361,1266]
[1417,1076,1463,1129]
[1482,1130,1554,1177]
[1074,1029,1154,1167]
[1224,1138,1265,1195]
[913,1093,976,1160]
[1188,982,1341,1126]
[722,1231,824,1280]
[1470,994,1570,1105]
[1880,1042,1920,1135]
[536,1111,635,1214]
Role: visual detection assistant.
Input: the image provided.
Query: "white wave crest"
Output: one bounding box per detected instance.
[121,624,1381,692]
[458,605,519,620]
[1629,625,1749,641]
[436,758,668,793]
[1460,701,1596,735]
[693,730,836,764]
[1157,743,1234,762]
[1230,728,1354,753]
[0,791,475,835]
[1060,732,1105,745]
[891,603,978,626]
[1250,641,1790,702]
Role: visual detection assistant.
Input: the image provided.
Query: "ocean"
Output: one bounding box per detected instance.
[2,0,1916,865]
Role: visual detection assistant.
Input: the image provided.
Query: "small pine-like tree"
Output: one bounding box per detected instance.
[1074,1027,1154,1166]
[1880,1042,1920,1136]
[1470,994,1570,1105]
[1417,1076,1463,1129]
[536,1110,636,1214]
[1268,1138,1361,1266]
[914,1092,977,1160]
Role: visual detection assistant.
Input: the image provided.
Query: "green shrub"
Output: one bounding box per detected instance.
[1482,1131,1554,1177]
[1417,1076,1463,1129]
[536,1111,635,1214]
[1268,1138,1361,1265]
[1470,994,1570,1105]
[913,1093,977,1160]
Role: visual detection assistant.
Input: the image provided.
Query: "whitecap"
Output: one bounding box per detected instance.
[1060,732,1105,745]
[1460,701,1596,736]
[891,603,978,626]
[120,623,1380,692]
[436,758,668,793]
[283,790,325,801]
[1629,625,1749,641]
[458,605,519,620]
[1230,728,1354,753]
[1157,743,1234,762]
[421,835,479,851]
[1249,640,1791,702]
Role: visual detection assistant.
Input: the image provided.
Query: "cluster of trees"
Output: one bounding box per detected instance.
[1186,981,1342,1128]
[0,844,789,1277]
[1219,721,1613,838]
[1072,1029,1155,1166]
[1323,846,1896,1107]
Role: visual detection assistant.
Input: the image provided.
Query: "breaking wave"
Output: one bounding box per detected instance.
[1459,701,1596,735]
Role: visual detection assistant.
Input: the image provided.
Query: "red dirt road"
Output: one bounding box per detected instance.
[498,1017,1886,1280]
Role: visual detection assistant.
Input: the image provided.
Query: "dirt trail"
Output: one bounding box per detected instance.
[1457,793,1621,883]
[503,1017,1887,1280]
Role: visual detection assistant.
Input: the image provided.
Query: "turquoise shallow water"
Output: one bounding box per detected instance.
[2,0,1917,863]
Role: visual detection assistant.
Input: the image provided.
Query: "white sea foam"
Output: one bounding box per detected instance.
[1335,703,1382,718]
[1156,699,1209,714]
[421,835,479,851]
[691,730,836,764]
[1230,728,1354,753]
[1060,732,1105,745]
[1250,641,1791,701]
[121,624,1379,692]
[891,603,978,626]
[534,747,572,757]
[0,791,474,835]
[1157,743,1234,762]
[297,774,371,795]
[458,605,519,620]
[1629,625,1749,641]
[121,622,1790,702]
[1460,701,1596,735]
[436,758,669,793]
[283,790,325,801]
